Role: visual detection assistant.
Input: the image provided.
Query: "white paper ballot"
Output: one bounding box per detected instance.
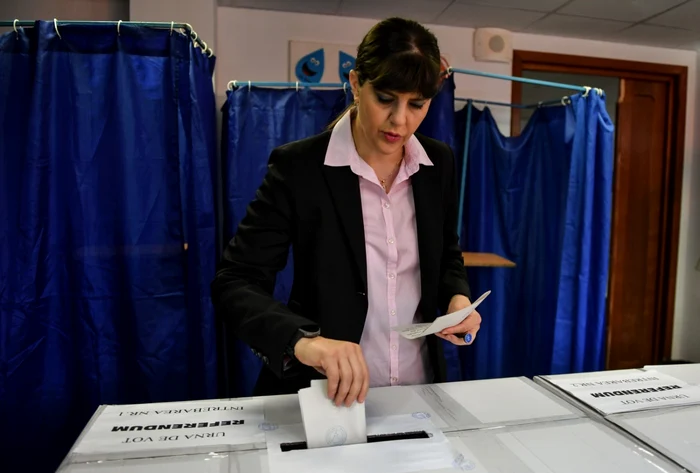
[393,290,491,340]
[298,379,367,449]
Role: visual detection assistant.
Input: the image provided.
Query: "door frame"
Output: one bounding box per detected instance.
[511,50,688,366]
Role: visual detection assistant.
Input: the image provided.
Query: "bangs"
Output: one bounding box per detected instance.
[367,52,442,99]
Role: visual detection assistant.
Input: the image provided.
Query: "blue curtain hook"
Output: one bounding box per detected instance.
[117,20,122,36]
[248,81,251,92]
[170,21,174,36]
[13,19,19,37]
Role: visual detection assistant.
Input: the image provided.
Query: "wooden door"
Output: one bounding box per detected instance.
[606,78,670,369]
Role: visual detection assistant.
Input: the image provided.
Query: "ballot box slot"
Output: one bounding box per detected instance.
[279,430,431,452]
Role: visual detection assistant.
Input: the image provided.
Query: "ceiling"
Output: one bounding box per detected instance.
[219,0,700,50]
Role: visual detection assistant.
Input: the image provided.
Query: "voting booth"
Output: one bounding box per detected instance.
[535,364,700,472]
[56,370,698,473]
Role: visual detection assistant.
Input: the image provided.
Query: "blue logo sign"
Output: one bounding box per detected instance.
[338,50,355,83]
[295,48,325,83]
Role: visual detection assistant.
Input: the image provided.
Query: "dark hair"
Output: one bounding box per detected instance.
[328,17,443,128]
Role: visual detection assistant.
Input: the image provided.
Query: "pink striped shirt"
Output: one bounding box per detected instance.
[324,111,434,388]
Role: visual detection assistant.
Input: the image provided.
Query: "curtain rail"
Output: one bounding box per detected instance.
[455,97,571,109]
[0,20,211,53]
[227,80,348,91]
[449,67,593,93]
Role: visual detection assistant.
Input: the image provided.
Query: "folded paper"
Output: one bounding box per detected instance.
[298,379,367,449]
[393,290,491,340]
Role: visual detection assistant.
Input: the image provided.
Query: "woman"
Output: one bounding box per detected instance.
[211,17,481,407]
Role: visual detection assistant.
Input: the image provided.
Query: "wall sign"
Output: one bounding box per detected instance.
[289,40,357,84]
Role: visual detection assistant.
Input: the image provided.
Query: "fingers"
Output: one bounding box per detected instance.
[334,356,353,406]
[325,360,340,400]
[319,341,369,406]
[440,310,482,338]
[437,324,480,346]
[357,348,370,403]
[342,358,361,407]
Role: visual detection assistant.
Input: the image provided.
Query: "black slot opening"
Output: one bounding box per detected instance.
[279,430,431,452]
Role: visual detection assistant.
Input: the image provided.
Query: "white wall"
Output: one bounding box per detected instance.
[675,51,700,362]
[216,7,700,362]
[0,0,127,30]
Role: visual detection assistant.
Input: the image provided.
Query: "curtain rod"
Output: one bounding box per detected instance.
[449,67,598,93]
[227,80,348,91]
[455,97,571,109]
[0,20,211,54]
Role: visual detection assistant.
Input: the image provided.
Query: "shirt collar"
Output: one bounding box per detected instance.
[324,110,434,176]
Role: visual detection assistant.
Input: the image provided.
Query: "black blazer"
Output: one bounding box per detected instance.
[211,130,471,396]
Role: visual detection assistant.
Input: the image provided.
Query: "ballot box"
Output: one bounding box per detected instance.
[643,363,700,385]
[534,367,700,417]
[263,376,584,433]
[58,376,584,471]
[59,417,686,473]
[534,368,700,473]
[606,404,700,472]
[443,417,686,473]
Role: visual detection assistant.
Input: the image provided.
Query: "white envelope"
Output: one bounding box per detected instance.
[393,291,491,340]
[298,379,367,449]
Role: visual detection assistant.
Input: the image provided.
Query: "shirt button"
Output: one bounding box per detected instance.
[387,238,395,244]
[390,309,396,316]
[388,273,395,279]
[391,377,398,383]
[383,202,390,209]
[392,345,397,351]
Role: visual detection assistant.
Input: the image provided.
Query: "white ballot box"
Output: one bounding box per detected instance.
[643,363,700,385]
[60,417,686,473]
[607,404,700,472]
[534,368,700,417]
[58,377,584,471]
[262,376,583,433]
[444,417,686,473]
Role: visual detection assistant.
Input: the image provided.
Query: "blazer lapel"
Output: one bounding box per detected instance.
[412,164,441,314]
[323,165,368,292]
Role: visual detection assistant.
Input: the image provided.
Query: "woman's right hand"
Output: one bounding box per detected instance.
[293,336,370,407]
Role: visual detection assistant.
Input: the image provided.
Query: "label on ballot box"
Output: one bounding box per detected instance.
[545,370,700,415]
[70,398,267,462]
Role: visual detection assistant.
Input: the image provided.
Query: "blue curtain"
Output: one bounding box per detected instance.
[0,22,217,472]
[418,75,457,152]
[221,86,352,397]
[551,93,614,374]
[455,93,613,380]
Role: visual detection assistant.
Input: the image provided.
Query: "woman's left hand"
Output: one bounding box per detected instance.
[436,295,482,346]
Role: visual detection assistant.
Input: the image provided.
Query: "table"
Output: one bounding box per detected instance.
[534,365,700,472]
[58,368,700,472]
